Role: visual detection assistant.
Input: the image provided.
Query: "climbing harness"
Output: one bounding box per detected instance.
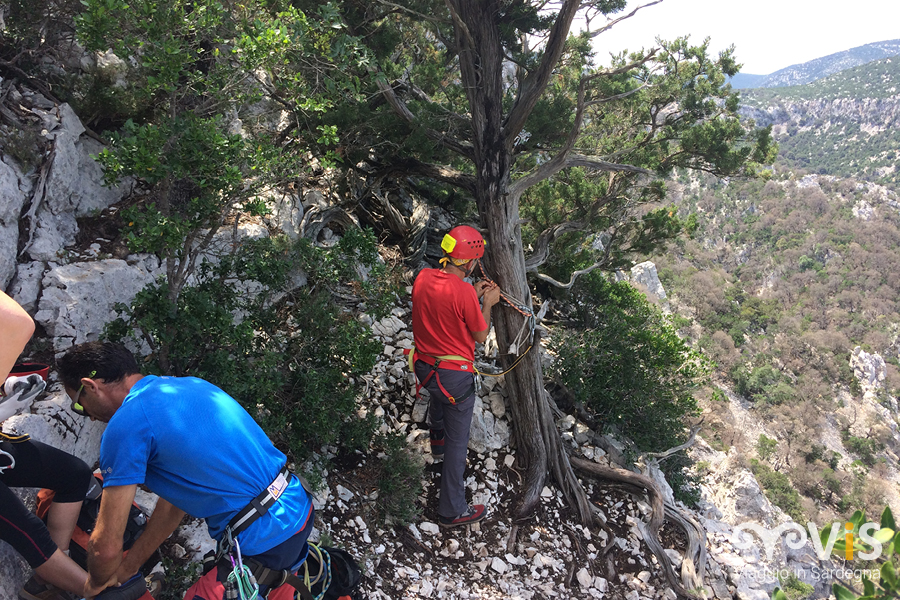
[405,348,476,405]
[209,542,341,600]
[213,465,348,600]
[224,539,258,600]
[216,464,293,561]
[0,431,28,474]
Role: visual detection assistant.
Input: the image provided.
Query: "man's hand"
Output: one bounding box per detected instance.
[87,485,136,589]
[473,280,491,298]
[474,280,499,300]
[83,572,117,599]
[482,285,501,307]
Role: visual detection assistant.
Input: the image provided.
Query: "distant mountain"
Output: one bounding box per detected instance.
[729,73,765,89]
[731,39,900,89]
[739,57,900,186]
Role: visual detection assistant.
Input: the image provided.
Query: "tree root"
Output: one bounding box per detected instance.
[570,457,707,600]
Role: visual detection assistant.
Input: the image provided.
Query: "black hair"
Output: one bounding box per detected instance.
[57,341,141,389]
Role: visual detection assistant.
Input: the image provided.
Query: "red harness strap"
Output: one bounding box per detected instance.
[405,349,475,405]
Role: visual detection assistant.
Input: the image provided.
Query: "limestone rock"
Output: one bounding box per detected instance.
[0,157,28,289]
[34,258,162,351]
[629,261,670,311]
[469,396,510,453]
[27,106,129,261]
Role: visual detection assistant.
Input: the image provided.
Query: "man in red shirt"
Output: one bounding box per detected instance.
[411,226,500,527]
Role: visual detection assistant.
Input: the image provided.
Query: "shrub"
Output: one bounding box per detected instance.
[750,459,805,522]
[550,273,708,454]
[549,273,708,499]
[372,432,424,526]
[757,434,777,462]
[106,230,392,464]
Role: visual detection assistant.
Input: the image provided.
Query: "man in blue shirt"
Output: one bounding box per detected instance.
[58,342,314,598]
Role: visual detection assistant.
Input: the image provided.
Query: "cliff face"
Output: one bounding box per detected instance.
[739,57,900,184]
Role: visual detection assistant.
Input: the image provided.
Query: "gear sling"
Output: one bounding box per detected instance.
[186,465,350,600]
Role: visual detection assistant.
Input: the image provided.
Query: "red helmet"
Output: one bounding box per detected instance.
[441,226,484,260]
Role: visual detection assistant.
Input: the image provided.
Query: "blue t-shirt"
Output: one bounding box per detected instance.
[99,376,312,556]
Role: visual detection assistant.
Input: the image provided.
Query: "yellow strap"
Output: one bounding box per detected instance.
[406,345,472,373]
[435,354,470,362]
[0,431,30,443]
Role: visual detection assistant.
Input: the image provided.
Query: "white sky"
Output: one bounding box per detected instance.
[585,0,900,74]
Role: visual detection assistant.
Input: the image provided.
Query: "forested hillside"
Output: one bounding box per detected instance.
[740,57,900,185]
[657,167,900,521]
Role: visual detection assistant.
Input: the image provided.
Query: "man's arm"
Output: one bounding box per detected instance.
[0,291,35,379]
[85,485,137,597]
[471,286,501,344]
[115,497,185,582]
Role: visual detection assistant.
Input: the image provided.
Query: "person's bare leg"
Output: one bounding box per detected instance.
[45,501,82,552]
[32,549,89,596]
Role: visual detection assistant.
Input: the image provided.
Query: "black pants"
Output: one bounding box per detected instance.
[0,438,92,567]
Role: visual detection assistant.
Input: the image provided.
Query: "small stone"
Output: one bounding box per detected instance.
[504,454,515,468]
[637,570,651,583]
[491,557,508,574]
[577,568,593,588]
[420,522,441,535]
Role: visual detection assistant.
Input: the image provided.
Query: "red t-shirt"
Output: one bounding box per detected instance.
[412,268,487,362]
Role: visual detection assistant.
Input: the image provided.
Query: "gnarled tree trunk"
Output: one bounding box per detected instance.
[450,0,592,525]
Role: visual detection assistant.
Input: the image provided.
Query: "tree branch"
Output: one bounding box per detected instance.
[503,0,582,148]
[645,422,702,461]
[374,76,475,160]
[586,0,666,40]
[376,158,477,194]
[523,221,587,271]
[566,154,654,175]
[533,261,608,289]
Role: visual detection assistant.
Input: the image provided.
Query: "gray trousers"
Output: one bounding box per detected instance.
[415,360,476,518]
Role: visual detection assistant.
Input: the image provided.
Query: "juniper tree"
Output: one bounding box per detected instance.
[302,0,775,524]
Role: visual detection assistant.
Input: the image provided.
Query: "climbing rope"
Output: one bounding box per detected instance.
[473,259,536,377]
[303,544,332,600]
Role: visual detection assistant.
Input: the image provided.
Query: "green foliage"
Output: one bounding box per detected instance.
[549,272,707,457]
[157,555,202,600]
[372,432,424,526]
[840,429,885,467]
[749,459,805,522]
[773,572,814,600]
[757,434,777,462]
[106,231,392,463]
[733,364,796,405]
[742,57,900,186]
[818,507,900,600]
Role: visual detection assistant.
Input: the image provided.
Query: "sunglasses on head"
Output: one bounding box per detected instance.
[70,370,97,417]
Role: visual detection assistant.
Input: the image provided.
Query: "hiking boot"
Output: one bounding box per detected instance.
[429,428,445,456]
[439,504,486,528]
[18,577,75,600]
